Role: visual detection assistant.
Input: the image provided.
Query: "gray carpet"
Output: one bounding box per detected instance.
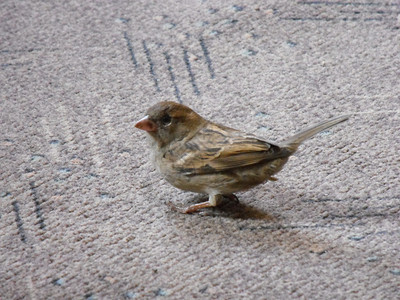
[1,1,399,299]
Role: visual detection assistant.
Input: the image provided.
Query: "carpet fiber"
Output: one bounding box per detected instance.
[1,0,399,298]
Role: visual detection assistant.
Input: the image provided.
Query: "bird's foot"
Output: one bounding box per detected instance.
[166,200,216,214]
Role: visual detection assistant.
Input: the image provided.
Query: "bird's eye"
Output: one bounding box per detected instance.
[160,114,172,126]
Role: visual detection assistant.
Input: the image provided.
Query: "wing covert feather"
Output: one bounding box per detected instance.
[171,123,288,175]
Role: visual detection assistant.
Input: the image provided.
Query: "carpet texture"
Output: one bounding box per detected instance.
[1,0,399,299]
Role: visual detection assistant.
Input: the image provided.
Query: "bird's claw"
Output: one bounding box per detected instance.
[223,194,239,203]
[166,201,191,213]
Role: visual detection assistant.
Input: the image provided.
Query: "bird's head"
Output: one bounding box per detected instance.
[135,101,206,147]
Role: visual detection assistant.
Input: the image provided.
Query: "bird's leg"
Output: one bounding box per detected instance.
[223,193,239,203]
[168,194,221,214]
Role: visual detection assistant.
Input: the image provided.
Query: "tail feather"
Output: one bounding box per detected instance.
[282,115,349,153]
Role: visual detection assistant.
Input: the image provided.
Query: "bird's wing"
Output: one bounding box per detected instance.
[170,123,289,175]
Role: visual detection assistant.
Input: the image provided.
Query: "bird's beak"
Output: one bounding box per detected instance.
[135,115,157,132]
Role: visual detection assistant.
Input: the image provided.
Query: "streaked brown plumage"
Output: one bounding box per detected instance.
[135,101,348,213]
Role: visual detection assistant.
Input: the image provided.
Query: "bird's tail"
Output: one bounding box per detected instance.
[282,115,349,153]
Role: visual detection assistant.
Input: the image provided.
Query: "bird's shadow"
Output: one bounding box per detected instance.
[210,201,276,220]
[166,194,352,258]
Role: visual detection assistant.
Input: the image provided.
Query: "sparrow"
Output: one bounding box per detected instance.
[135,101,348,213]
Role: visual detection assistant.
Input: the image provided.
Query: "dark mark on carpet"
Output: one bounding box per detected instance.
[123,32,138,68]
[30,181,46,230]
[239,222,357,231]
[298,1,399,7]
[199,38,215,79]
[284,1,399,23]
[183,48,200,96]
[164,51,182,103]
[12,201,26,243]
[142,40,160,92]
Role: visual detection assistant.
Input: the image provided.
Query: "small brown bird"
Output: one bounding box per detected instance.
[135,101,348,213]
